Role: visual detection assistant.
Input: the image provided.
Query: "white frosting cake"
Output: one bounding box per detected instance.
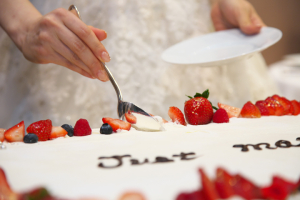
[0,116,300,199]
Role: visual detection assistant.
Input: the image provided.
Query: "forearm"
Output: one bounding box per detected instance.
[0,0,42,50]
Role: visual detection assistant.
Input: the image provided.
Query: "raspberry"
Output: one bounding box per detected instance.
[73,119,92,136]
[213,108,229,123]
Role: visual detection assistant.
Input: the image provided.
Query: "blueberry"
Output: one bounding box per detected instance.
[61,124,74,137]
[24,133,38,143]
[100,123,113,135]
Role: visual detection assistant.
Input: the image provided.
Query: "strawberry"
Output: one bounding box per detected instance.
[102,117,131,132]
[272,95,293,115]
[168,107,186,125]
[212,108,229,123]
[49,126,68,139]
[265,97,284,116]
[0,168,18,199]
[199,169,220,200]
[239,101,261,118]
[290,100,300,115]
[255,101,270,116]
[217,103,241,118]
[118,192,146,200]
[231,174,263,199]
[73,119,92,136]
[26,119,52,141]
[0,128,6,142]
[184,90,214,125]
[4,121,25,142]
[214,168,234,199]
[125,111,137,124]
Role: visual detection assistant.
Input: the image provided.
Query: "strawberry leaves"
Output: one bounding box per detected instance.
[187,89,218,111]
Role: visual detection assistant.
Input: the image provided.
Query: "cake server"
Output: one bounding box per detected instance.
[68,5,163,131]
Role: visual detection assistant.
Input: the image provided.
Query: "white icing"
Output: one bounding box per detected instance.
[129,113,164,132]
[0,116,300,200]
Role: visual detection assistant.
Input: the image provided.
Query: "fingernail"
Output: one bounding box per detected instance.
[101,51,110,62]
[97,70,108,81]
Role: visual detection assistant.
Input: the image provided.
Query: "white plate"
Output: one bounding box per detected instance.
[161,27,282,66]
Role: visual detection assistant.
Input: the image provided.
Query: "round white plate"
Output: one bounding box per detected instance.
[161,27,282,66]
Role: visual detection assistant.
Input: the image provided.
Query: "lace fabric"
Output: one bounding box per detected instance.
[0,0,277,128]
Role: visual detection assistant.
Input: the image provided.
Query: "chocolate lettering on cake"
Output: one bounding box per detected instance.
[98,155,131,168]
[98,152,198,169]
[173,152,198,160]
[233,137,300,152]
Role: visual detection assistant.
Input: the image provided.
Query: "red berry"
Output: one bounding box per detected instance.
[73,119,92,136]
[0,168,18,199]
[290,100,300,115]
[125,111,137,124]
[0,128,6,142]
[231,174,263,199]
[272,95,293,115]
[199,169,220,200]
[239,101,261,118]
[212,108,229,123]
[49,126,68,139]
[168,107,186,125]
[26,119,52,141]
[265,97,284,116]
[102,118,131,132]
[255,101,270,116]
[217,103,241,118]
[214,168,234,199]
[184,97,213,125]
[4,121,25,142]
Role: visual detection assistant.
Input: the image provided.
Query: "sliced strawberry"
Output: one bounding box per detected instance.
[199,169,219,200]
[255,101,270,116]
[0,168,18,199]
[290,100,300,115]
[212,108,229,123]
[217,103,241,118]
[125,111,137,124]
[0,128,6,142]
[272,95,293,115]
[265,97,284,116]
[4,121,25,142]
[261,178,289,200]
[26,119,52,141]
[239,101,261,118]
[168,107,186,125]
[49,126,68,139]
[102,118,131,132]
[176,190,204,200]
[214,168,234,199]
[231,174,263,199]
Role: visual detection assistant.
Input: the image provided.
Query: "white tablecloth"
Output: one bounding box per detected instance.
[269,54,300,100]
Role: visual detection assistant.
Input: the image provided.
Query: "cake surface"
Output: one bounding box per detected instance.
[0,116,300,199]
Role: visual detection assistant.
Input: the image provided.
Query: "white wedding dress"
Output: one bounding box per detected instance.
[0,0,277,128]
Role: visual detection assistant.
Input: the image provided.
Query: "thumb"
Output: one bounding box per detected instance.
[237,10,262,35]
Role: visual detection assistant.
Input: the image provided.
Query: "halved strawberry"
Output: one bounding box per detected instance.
[231,174,263,199]
[49,126,68,140]
[214,168,234,199]
[199,169,220,200]
[0,128,6,142]
[218,103,241,118]
[265,97,284,116]
[26,119,52,141]
[4,121,25,142]
[102,118,131,132]
[0,168,18,199]
[290,100,300,115]
[125,111,137,124]
[168,107,186,125]
[239,101,261,118]
[255,101,270,116]
[272,95,294,115]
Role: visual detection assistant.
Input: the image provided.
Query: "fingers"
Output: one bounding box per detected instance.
[89,26,107,41]
[211,3,228,31]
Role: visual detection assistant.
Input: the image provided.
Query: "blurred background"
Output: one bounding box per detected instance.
[249,0,300,100]
[249,0,300,65]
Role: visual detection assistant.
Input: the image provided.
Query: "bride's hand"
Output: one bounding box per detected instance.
[211,0,266,35]
[20,8,110,81]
